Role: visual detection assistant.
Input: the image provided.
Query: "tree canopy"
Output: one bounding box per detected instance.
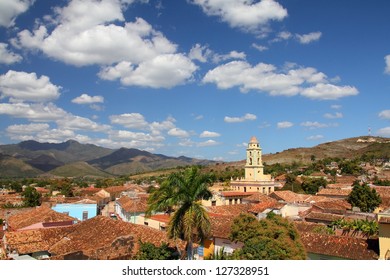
[347,182,381,212]
[229,213,306,260]
[22,186,42,207]
[146,166,213,259]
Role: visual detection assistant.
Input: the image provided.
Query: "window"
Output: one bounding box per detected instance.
[82,211,88,221]
[229,199,232,205]
[144,221,149,226]
[211,201,216,206]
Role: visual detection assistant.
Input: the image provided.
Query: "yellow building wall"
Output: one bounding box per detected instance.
[203,239,214,258]
[378,222,390,260]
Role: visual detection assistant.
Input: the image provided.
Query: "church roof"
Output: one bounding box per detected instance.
[249,136,258,143]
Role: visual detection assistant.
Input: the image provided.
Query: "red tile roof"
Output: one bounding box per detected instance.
[206,204,252,217]
[116,196,149,213]
[5,216,186,259]
[299,232,379,260]
[316,188,352,197]
[7,206,76,231]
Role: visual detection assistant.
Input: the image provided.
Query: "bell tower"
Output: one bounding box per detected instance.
[245,136,264,181]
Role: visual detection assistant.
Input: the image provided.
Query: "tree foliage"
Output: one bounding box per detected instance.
[135,242,179,260]
[22,186,42,207]
[229,213,306,260]
[146,166,213,259]
[347,182,381,212]
[301,177,327,194]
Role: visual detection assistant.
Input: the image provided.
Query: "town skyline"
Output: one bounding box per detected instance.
[0,0,390,162]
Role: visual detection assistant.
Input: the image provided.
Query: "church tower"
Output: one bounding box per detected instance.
[245,136,265,181]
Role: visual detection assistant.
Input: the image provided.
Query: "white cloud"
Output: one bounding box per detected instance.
[189,43,213,63]
[98,54,197,88]
[0,0,34,27]
[385,55,390,74]
[301,121,337,129]
[0,102,67,122]
[0,43,22,64]
[323,112,343,119]
[203,60,343,97]
[72,93,104,104]
[212,50,246,64]
[168,128,190,138]
[252,43,268,52]
[224,113,257,123]
[277,121,293,129]
[296,31,322,44]
[307,135,324,141]
[197,139,219,147]
[200,131,221,138]
[377,127,390,137]
[191,0,287,32]
[110,113,149,130]
[0,70,61,102]
[301,83,358,100]
[13,1,197,89]
[379,110,390,120]
[56,115,110,132]
[6,123,50,135]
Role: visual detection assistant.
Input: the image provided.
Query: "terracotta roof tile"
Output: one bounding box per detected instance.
[316,188,352,197]
[220,191,257,197]
[209,215,235,239]
[116,196,149,213]
[8,206,76,231]
[206,204,252,217]
[299,232,379,260]
[5,216,185,259]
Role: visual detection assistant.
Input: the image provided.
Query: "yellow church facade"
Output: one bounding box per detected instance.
[230,136,277,195]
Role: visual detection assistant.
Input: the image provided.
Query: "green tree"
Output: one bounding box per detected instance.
[146,167,213,260]
[22,186,42,207]
[301,177,327,194]
[135,242,179,260]
[230,213,306,260]
[347,182,381,212]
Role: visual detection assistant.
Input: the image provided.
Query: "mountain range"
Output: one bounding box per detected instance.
[0,140,214,178]
[0,136,389,178]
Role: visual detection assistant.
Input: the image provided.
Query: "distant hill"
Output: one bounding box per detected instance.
[48,162,112,178]
[263,136,390,165]
[0,140,215,178]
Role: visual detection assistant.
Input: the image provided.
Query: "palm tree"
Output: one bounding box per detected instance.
[146,167,213,259]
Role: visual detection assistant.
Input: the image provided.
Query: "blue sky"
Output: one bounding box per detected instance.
[0,0,390,161]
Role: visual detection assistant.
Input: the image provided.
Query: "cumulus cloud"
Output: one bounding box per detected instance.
[0,102,67,122]
[301,83,358,100]
[379,110,390,120]
[277,121,293,128]
[0,70,61,102]
[323,112,343,119]
[377,127,390,137]
[224,113,257,123]
[0,43,22,64]
[14,0,197,89]
[57,115,110,132]
[98,54,197,88]
[6,123,50,135]
[72,93,104,104]
[168,128,190,138]
[385,55,390,74]
[0,0,34,27]
[296,31,322,44]
[200,131,221,138]
[301,121,338,129]
[110,113,149,130]
[189,43,246,64]
[197,139,219,147]
[252,43,268,52]
[306,135,324,141]
[191,0,287,33]
[203,60,354,99]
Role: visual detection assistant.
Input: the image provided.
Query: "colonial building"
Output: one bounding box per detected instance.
[230,136,278,194]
